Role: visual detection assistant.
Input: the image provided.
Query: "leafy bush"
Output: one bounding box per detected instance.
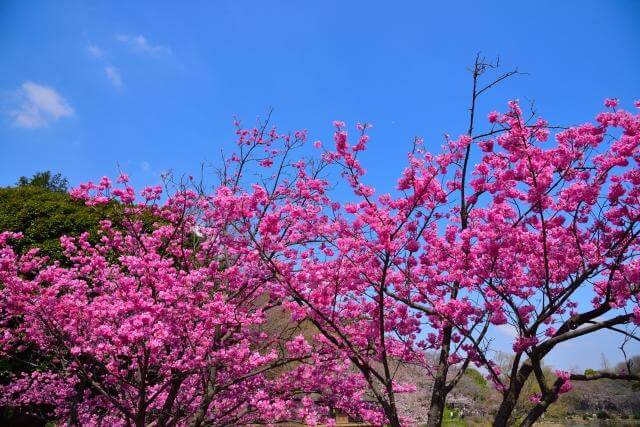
[0,185,103,260]
[465,368,488,387]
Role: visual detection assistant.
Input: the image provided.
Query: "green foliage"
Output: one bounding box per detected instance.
[584,368,599,376]
[442,420,467,427]
[0,172,160,261]
[0,184,104,260]
[17,171,68,193]
[443,405,465,426]
[465,368,488,387]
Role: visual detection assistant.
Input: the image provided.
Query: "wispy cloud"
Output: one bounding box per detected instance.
[141,161,151,172]
[115,34,171,56]
[87,34,169,90]
[8,82,74,128]
[86,44,124,89]
[105,66,123,88]
[87,44,104,59]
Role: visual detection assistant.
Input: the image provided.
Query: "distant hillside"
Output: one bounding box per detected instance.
[389,360,640,424]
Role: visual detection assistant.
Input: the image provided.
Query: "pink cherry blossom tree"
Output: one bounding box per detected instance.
[270,57,640,426]
[0,126,368,426]
[207,117,420,426]
[454,95,640,426]
[221,58,527,427]
[283,57,531,427]
[323,62,640,425]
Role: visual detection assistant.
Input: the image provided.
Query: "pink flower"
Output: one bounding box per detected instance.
[512,336,538,353]
[334,131,348,153]
[344,204,358,214]
[555,370,573,394]
[488,111,500,123]
[633,306,640,325]
[406,239,420,252]
[604,98,619,108]
[479,140,494,152]
[490,310,507,325]
[529,393,542,404]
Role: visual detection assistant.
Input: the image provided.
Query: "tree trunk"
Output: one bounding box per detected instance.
[156,376,184,427]
[492,362,533,427]
[386,406,402,427]
[426,325,452,427]
[520,398,555,427]
[382,382,402,427]
[191,384,214,427]
[426,377,448,427]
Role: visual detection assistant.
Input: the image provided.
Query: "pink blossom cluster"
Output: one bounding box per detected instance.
[0,148,369,425]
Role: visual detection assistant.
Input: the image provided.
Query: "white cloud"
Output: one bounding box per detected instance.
[115,34,171,56]
[87,44,104,59]
[141,161,151,172]
[105,66,123,88]
[9,82,74,128]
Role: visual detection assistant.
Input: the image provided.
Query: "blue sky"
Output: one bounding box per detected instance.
[1,1,639,370]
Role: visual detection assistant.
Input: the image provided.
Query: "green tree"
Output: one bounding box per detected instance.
[0,183,103,260]
[17,171,69,193]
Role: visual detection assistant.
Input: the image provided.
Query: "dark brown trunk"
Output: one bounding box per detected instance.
[492,362,533,427]
[520,398,555,427]
[426,377,448,427]
[157,376,184,427]
[426,325,452,427]
[382,378,401,427]
[386,406,401,427]
[191,385,214,427]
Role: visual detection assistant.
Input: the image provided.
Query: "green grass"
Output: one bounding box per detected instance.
[442,420,468,427]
